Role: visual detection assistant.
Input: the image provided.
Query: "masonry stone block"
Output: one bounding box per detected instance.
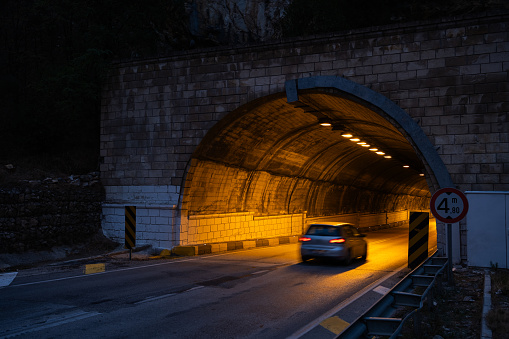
[243,240,256,249]
[474,154,498,165]
[173,246,196,256]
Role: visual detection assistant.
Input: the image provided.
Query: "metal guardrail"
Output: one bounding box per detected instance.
[337,253,448,339]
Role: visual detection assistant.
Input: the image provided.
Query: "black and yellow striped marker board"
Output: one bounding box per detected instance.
[125,206,136,249]
[408,212,429,269]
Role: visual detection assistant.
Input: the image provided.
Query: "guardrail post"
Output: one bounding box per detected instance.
[427,287,433,312]
[413,311,422,337]
[447,223,455,286]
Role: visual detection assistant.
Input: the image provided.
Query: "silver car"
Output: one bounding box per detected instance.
[299,223,367,265]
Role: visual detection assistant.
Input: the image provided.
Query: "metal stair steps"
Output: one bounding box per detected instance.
[411,274,434,287]
[391,291,422,308]
[423,264,443,275]
[431,257,448,265]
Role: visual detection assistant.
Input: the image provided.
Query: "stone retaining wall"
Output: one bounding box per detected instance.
[0,182,105,253]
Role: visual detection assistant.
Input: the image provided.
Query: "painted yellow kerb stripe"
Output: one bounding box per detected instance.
[320,316,350,335]
[85,263,105,275]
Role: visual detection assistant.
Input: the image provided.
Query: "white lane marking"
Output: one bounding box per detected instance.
[373,285,391,295]
[287,263,408,339]
[0,309,99,339]
[136,269,274,305]
[7,256,215,288]
[7,247,293,288]
[0,272,17,288]
[185,286,205,293]
[135,293,177,305]
[134,285,205,305]
[251,270,269,275]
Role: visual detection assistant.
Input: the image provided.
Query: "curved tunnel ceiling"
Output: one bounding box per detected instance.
[188,89,430,215]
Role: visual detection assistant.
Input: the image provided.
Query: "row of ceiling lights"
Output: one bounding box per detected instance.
[319,118,419,173]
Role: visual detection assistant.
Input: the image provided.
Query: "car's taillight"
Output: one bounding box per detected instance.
[299,237,312,242]
[329,238,346,244]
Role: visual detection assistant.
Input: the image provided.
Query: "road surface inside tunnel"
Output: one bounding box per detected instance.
[0,223,436,339]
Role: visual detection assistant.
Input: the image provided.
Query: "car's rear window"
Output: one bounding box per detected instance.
[306,225,341,236]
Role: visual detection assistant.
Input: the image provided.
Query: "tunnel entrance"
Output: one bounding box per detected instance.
[179,76,451,248]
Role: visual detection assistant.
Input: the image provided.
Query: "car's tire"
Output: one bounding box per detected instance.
[361,246,367,261]
[343,249,352,266]
[301,255,311,262]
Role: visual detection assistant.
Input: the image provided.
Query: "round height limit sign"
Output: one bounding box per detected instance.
[430,187,469,223]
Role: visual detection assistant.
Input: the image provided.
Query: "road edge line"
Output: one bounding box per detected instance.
[287,263,408,339]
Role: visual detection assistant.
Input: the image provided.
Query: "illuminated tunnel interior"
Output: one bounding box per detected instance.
[180,88,432,245]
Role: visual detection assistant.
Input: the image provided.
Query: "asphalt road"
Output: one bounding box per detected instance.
[0,223,437,339]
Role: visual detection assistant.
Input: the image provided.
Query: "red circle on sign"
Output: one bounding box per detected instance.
[430,187,469,223]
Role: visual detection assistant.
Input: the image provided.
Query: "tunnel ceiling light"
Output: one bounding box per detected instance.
[384,155,392,159]
[341,133,353,138]
[376,151,385,155]
[350,138,361,142]
[319,118,332,127]
[369,148,378,151]
[419,173,425,176]
[361,144,370,147]
[357,142,366,145]
[403,165,410,168]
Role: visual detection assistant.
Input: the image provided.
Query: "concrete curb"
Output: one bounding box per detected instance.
[169,236,300,257]
[481,270,493,339]
[162,223,403,258]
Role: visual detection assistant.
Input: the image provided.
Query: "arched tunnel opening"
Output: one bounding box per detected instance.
[179,81,442,252]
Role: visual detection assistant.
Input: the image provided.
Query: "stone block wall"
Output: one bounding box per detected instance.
[182,212,305,245]
[101,10,509,256]
[102,11,509,191]
[102,203,178,249]
[306,210,412,230]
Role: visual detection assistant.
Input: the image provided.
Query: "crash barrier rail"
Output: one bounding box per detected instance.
[337,253,448,339]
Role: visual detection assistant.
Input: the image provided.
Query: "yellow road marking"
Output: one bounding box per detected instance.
[320,316,350,334]
[84,263,105,275]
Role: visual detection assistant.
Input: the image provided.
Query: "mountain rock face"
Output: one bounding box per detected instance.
[186,0,290,45]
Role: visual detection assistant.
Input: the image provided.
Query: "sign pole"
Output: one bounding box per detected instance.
[447,223,454,285]
[430,187,469,287]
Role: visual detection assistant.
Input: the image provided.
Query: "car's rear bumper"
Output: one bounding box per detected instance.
[301,245,348,259]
